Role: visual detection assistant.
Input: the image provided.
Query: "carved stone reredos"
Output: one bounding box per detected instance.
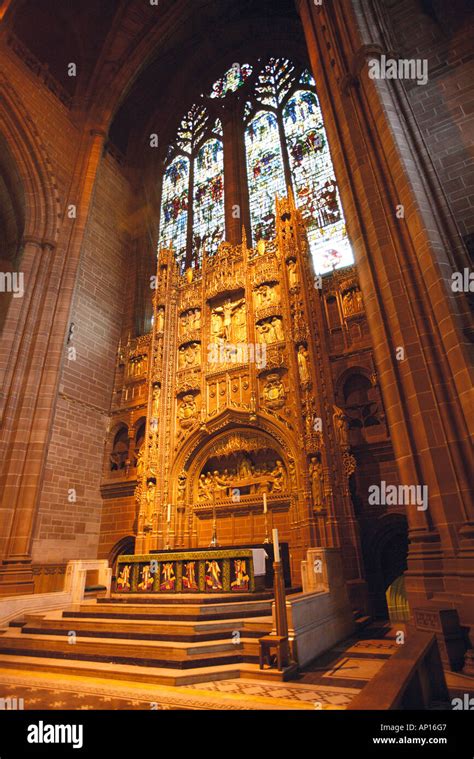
[112,196,360,556]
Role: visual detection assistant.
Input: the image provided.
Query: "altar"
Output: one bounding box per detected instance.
[114,547,274,594]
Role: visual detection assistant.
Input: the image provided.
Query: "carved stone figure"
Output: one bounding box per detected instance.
[342,290,354,317]
[146,480,155,507]
[185,342,200,367]
[156,307,165,332]
[145,480,156,528]
[297,345,310,383]
[354,289,363,311]
[195,448,293,500]
[237,453,253,478]
[192,308,201,330]
[271,317,285,342]
[233,303,247,342]
[255,285,266,308]
[255,284,275,307]
[309,457,324,509]
[271,460,287,492]
[205,472,214,496]
[342,288,363,317]
[288,459,297,490]
[212,297,245,343]
[213,470,229,492]
[180,309,201,336]
[178,345,187,368]
[177,473,186,503]
[210,309,225,345]
[135,447,144,478]
[180,311,190,336]
[151,384,160,417]
[256,321,271,344]
[198,474,210,501]
[287,259,298,288]
[333,404,349,449]
[257,319,281,344]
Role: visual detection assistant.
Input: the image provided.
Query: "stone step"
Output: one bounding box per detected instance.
[0,591,282,683]
[20,612,271,642]
[0,653,268,687]
[63,598,273,621]
[105,591,276,604]
[0,630,260,669]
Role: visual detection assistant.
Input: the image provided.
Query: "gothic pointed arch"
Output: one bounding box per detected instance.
[169,411,302,506]
[0,76,61,245]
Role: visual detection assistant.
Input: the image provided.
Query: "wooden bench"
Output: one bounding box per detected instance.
[259,635,288,671]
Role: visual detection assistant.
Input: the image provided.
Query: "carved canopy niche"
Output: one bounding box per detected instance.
[189,430,291,504]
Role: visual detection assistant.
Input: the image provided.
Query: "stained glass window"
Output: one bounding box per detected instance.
[160,57,353,276]
[176,104,208,154]
[160,105,223,271]
[245,111,287,242]
[159,155,189,268]
[244,57,353,273]
[192,138,225,259]
[210,63,252,99]
[283,89,352,273]
[254,57,297,108]
[299,69,316,87]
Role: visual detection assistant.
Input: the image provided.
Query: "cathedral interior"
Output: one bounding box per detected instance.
[0,0,473,716]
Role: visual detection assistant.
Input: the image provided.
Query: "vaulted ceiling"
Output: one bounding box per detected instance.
[4,0,306,156]
[9,0,120,95]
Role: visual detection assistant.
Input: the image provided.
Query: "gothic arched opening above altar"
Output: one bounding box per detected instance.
[176,429,298,508]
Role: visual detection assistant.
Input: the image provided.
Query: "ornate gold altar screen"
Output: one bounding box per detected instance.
[134,194,362,585]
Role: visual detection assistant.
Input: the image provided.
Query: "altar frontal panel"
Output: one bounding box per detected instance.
[115,549,257,593]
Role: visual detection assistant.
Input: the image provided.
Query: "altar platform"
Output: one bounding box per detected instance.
[115,544,291,595]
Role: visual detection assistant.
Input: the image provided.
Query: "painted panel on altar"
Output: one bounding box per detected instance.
[115,550,257,594]
[137,563,155,592]
[116,563,132,592]
[182,560,199,591]
[160,561,176,591]
[231,558,250,591]
[205,559,224,591]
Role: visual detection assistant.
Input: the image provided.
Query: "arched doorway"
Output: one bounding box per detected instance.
[108,535,135,577]
[386,575,410,623]
[364,514,409,619]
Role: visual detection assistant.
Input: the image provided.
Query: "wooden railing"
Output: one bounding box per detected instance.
[348,631,449,710]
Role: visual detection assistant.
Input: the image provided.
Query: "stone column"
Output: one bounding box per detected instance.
[296,0,474,642]
[0,128,107,596]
